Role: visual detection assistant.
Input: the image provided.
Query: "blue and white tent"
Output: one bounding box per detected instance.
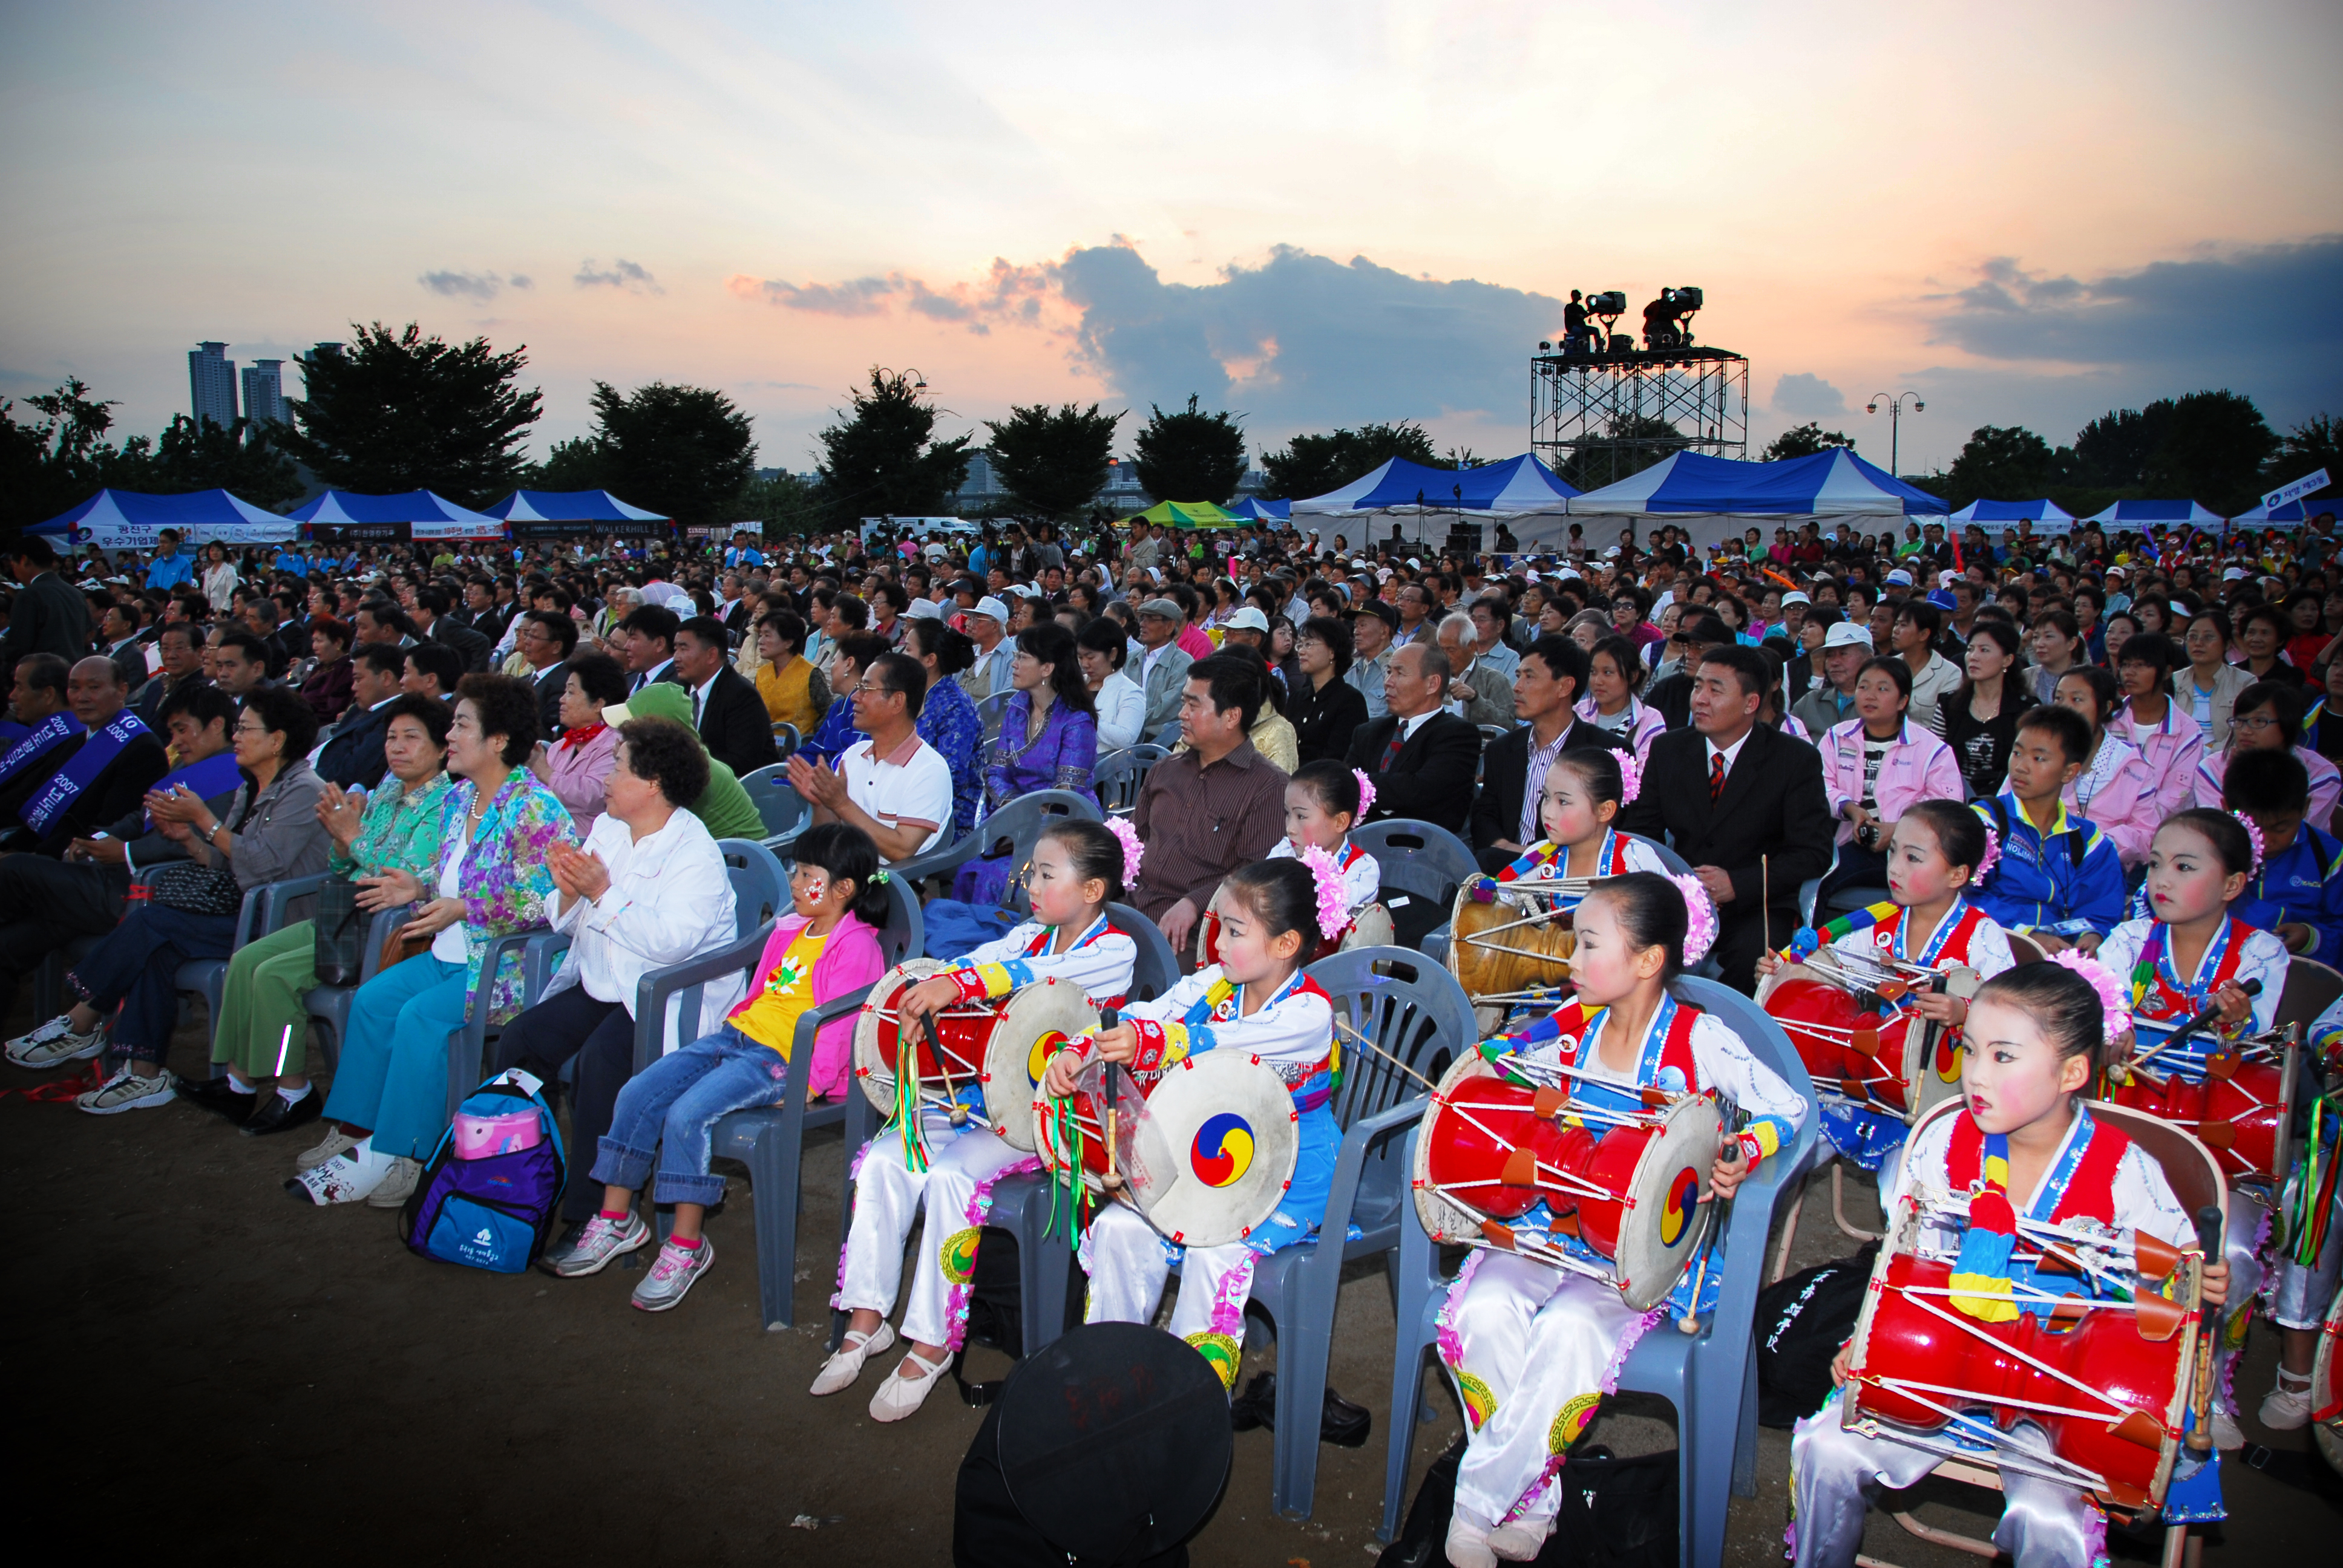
[1561,448,1947,550]
[484,489,671,537]
[29,488,298,549]
[288,489,505,541]
[2082,499,2226,529]
[2222,495,2336,528]
[1291,454,1578,518]
[1948,498,2077,536]
[1224,497,1291,523]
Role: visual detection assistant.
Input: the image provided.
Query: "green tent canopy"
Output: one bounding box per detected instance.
[1118,500,1247,529]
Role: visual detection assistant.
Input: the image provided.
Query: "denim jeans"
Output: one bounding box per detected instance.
[590,1027,788,1207]
[320,955,471,1159]
[66,901,240,1066]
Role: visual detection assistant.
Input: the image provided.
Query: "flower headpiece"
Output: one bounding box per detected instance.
[1298,842,1351,941]
[1973,824,2001,882]
[2231,811,2265,877]
[1102,815,1144,886]
[2051,950,2134,1044]
[1615,751,1643,806]
[1668,872,1719,965]
[1351,768,1377,821]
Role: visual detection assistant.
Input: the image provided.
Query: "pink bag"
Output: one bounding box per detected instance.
[452,1108,542,1161]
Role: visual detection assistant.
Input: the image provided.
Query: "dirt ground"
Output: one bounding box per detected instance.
[7,993,2339,1567]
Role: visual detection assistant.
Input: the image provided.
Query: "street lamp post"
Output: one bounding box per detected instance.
[1864,391,1924,478]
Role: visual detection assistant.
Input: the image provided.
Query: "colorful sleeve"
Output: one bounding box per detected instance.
[2238,930,2289,1036]
[2311,994,2343,1070]
[1688,1014,1807,1169]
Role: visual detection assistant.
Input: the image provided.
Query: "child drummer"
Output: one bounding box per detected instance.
[1041,855,1344,1390]
[1488,747,1668,893]
[1441,874,1806,1568]
[1758,799,2015,1179]
[2097,809,2288,1449]
[814,819,1139,1422]
[1790,959,2230,1568]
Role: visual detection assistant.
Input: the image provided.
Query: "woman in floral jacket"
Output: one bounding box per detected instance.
[292,676,578,1207]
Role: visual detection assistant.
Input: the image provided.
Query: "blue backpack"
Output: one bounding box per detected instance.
[401,1068,566,1273]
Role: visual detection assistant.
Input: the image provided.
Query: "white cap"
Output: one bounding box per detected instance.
[1781,590,1812,606]
[1223,606,1270,632]
[2222,566,2247,581]
[1883,568,1915,586]
[1821,622,1874,652]
[904,598,943,621]
[968,595,1009,623]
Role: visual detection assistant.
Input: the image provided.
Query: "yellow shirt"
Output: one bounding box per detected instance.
[728,927,827,1056]
[756,657,825,736]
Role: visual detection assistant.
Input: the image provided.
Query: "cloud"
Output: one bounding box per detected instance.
[1772,372,1850,419]
[730,244,1561,443]
[575,258,663,295]
[418,270,534,299]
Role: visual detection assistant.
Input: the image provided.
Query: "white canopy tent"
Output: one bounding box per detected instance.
[1557,448,1948,551]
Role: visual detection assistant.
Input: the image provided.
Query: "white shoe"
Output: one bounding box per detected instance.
[869,1347,951,1423]
[809,1321,897,1396]
[295,1125,362,1171]
[366,1157,423,1209]
[5,1014,106,1069]
[288,1140,393,1205]
[76,1064,176,1115]
[2212,1402,2243,1451]
[1444,1515,1499,1568]
[2260,1370,2315,1431]
[1487,1519,1552,1562]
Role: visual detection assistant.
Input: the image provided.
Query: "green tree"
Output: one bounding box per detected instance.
[143,414,303,508]
[1760,422,1856,461]
[585,380,758,526]
[1943,424,2055,509]
[0,379,154,533]
[983,402,1121,521]
[1259,420,1445,500]
[1133,394,1246,504]
[735,471,825,536]
[814,367,971,528]
[2140,390,2273,513]
[529,436,612,492]
[281,321,543,506]
[2265,411,2339,499]
[1559,415,1687,491]
[2065,407,2157,489]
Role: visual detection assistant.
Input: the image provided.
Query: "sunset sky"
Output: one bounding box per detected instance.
[4,0,2337,486]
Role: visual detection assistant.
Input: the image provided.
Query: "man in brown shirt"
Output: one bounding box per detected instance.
[1130,654,1289,954]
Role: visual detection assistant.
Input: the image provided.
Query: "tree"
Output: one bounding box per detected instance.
[281,321,542,507]
[586,380,758,527]
[0,379,153,533]
[2066,407,2158,489]
[147,415,303,508]
[1259,420,1445,500]
[1133,394,1246,504]
[1558,415,1688,491]
[1943,424,2055,509]
[983,402,1121,521]
[1760,422,1855,462]
[735,471,825,537]
[2266,411,2339,498]
[2140,390,2273,513]
[528,436,612,492]
[813,367,972,528]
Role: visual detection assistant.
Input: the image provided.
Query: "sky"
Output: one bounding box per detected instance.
[2,0,2338,486]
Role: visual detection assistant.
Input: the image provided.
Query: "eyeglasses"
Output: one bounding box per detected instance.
[850,680,895,699]
[2233,713,2280,733]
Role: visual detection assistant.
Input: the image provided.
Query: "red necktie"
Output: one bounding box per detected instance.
[1380,725,1405,769]
[1709,751,1726,802]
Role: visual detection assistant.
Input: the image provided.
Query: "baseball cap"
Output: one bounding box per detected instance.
[1781,590,1812,606]
[2221,566,2247,581]
[1136,597,1182,619]
[1347,599,1399,629]
[1883,568,1915,587]
[1821,622,1874,652]
[1223,607,1270,632]
[904,598,943,621]
[968,595,1011,623]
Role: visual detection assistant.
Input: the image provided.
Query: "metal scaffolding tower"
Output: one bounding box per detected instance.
[1531,345,1749,490]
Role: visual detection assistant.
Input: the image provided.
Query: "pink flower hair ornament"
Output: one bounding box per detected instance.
[2050,949,2134,1044]
[2230,811,2265,877]
[1104,815,1144,887]
[1297,842,1351,942]
[1973,824,2001,882]
[1351,768,1377,821]
[1668,872,1720,965]
[1616,751,1643,806]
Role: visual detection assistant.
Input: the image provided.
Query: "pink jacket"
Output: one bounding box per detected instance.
[2107,699,2204,819]
[1576,693,1667,761]
[2064,737,2162,869]
[2192,744,2342,835]
[1819,718,1964,845]
[724,910,886,1100]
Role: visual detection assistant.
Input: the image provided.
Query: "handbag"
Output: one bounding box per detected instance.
[379,915,436,972]
[148,860,244,917]
[312,875,365,986]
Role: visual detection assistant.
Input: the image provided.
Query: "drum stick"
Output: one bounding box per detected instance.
[1332,1018,1441,1094]
[1761,855,1769,957]
[2128,979,2262,1071]
[918,1011,966,1125]
[1099,1007,1125,1192]
[2184,1204,2223,1459]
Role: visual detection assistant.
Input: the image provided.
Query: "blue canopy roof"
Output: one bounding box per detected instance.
[1224,497,1291,521]
[2083,498,2225,526]
[1293,454,1578,516]
[484,489,668,523]
[28,487,298,546]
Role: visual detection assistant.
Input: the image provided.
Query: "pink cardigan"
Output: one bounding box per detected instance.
[1818,717,1964,845]
[2108,699,2205,819]
[2063,738,2161,869]
[724,910,886,1100]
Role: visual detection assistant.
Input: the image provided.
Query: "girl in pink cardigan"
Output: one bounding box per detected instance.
[2043,667,2162,869]
[1818,658,1965,850]
[543,823,887,1310]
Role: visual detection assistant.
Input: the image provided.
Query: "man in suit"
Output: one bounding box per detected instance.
[1470,636,1630,871]
[1619,645,1835,994]
[619,603,682,693]
[314,644,407,789]
[1343,641,1481,837]
[1639,612,1734,731]
[1434,612,1516,728]
[131,622,203,728]
[514,609,576,740]
[2,535,91,677]
[673,614,780,777]
[413,587,493,673]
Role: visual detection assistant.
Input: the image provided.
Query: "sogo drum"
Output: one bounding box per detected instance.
[1764,962,1979,1123]
[2103,1027,2300,1184]
[1409,1046,1721,1313]
[2312,1284,2343,1478]
[1444,875,1585,1011]
[853,959,1101,1152]
[1035,1049,1299,1249]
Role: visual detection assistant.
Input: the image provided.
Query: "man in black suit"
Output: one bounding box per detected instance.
[619,604,682,693]
[1619,645,1835,994]
[673,615,779,776]
[414,587,493,673]
[514,609,577,740]
[1470,636,1630,872]
[1343,641,1480,837]
[315,645,408,790]
[1639,612,1734,732]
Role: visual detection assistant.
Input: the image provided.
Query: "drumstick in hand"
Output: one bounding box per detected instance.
[1099,1007,1124,1192]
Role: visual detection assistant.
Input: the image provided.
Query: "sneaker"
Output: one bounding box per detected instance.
[2212,1403,2243,1451]
[630,1236,715,1312]
[295,1125,362,1171]
[545,1211,652,1278]
[810,1321,897,1396]
[2260,1371,2315,1431]
[365,1157,423,1209]
[5,1015,106,1070]
[869,1346,952,1423]
[286,1143,393,1205]
[76,1065,177,1116]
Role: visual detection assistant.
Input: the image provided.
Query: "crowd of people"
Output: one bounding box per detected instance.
[2,503,2341,1563]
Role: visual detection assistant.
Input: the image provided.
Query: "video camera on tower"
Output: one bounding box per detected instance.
[1640,286,1703,351]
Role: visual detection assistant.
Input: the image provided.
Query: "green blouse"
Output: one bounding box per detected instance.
[328,770,455,882]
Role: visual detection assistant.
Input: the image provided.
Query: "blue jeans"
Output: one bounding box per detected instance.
[320,955,471,1160]
[591,1027,788,1207]
[66,901,239,1066]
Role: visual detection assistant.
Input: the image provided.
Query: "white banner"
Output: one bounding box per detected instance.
[2261,468,2331,511]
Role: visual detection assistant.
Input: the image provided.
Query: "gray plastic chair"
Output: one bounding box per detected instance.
[303,901,415,1070]
[443,929,574,1122]
[737,763,811,853]
[769,722,801,763]
[715,837,790,930]
[1354,817,1480,953]
[133,868,319,1042]
[894,788,1102,895]
[1092,743,1170,816]
[977,690,1014,744]
[1379,974,1820,1563]
[635,875,922,1329]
